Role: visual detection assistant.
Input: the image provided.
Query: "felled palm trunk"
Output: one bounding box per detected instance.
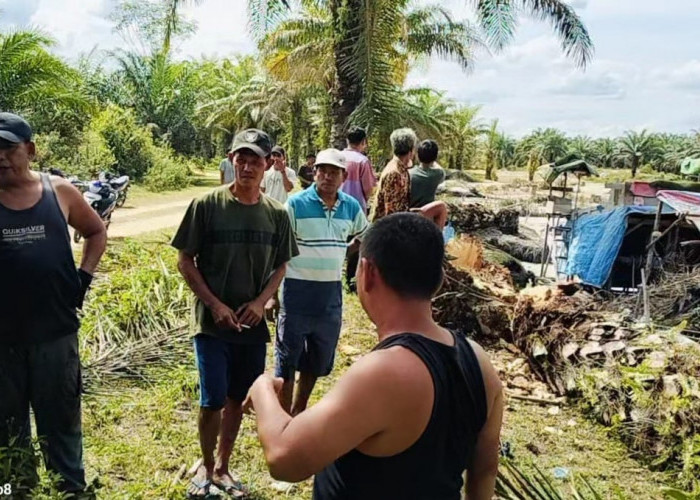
[447,202,519,235]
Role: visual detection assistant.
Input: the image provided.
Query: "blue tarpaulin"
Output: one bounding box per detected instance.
[565,206,658,287]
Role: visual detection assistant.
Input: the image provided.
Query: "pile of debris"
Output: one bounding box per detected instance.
[432,236,516,340]
[447,202,519,235]
[435,239,700,491]
[508,277,700,492]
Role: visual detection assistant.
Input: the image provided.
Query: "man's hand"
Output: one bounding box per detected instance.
[243,373,284,415]
[265,296,279,322]
[237,299,265,327]
[211,301,241,331]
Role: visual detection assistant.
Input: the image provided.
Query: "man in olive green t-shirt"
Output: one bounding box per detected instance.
[172,128,298,498]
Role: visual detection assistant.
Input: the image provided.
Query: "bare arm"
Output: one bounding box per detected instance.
[237,263,287,326]
[178,251,241,331]
[246,347,432,482]
[281,169,294,193]
[411,200,448,229]
[56,180,106,274]
[465,342,504,500]
[177,252,220,310]
[220,170,225,184]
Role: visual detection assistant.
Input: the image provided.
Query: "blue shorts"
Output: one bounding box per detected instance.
[193,334,266,409]
[275,311,342,380]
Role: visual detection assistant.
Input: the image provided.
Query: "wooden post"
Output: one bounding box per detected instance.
[644,201,663,281]
[641,268,650,324]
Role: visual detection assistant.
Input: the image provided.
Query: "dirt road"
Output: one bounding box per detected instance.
[71,184,216,244]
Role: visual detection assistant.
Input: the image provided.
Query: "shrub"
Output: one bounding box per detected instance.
[143,152,192,192]
[33,131,76,171]
[91,105,157,180]
[72,129,117,179]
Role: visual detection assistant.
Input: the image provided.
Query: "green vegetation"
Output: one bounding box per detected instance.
[67,237,685,497]
[1,1,696,190]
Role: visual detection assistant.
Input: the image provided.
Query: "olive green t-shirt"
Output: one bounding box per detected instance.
[409,163,446,208]
[172,186,299,343]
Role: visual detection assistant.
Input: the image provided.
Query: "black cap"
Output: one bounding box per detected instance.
[271,145,286,157]
[230,129,273,158]
[0,113,33,143]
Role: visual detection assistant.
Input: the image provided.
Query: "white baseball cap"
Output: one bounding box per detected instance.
[315,148,346,170]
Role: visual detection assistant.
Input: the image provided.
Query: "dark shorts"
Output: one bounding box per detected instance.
[275,310,343,380]
[193,334,266,409]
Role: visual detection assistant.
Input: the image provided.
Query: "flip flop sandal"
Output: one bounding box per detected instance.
[186,478,212,499]
[213,478,249,498]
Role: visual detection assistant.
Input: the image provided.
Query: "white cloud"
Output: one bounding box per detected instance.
[567,0,589,10]
[1,0,699,136]
[549,71,626,99]
[0,0,40,26]
[659,60,700,92]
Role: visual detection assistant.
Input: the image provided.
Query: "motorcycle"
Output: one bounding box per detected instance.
[99,171,130,208]
[73,181,118,244]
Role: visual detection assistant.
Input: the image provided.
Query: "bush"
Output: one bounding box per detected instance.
[143,152,193,192]
[33,131,76,171]
[72,129,117,179]
[91,105,157,180]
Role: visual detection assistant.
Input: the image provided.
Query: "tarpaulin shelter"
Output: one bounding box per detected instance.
[564,203,700,289]
[538,160,599,185]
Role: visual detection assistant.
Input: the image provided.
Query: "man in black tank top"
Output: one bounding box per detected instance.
[0,113,107,495]
[245,213,504,499]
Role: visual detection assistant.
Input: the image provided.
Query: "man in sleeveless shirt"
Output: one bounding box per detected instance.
[245,213,503,499]
[0,113,107,495]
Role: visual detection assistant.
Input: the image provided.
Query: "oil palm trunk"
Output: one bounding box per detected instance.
[329,0,363,148]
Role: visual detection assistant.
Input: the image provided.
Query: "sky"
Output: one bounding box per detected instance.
[1,0,699,138]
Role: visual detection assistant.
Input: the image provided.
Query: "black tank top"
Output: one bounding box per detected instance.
[0,174,81,343]
[313,332,488,500]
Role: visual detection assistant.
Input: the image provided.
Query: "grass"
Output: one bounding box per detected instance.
[127,170,220,207]
[70,233,674,499]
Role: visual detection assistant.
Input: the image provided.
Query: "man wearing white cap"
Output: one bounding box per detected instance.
[275,148,368,415]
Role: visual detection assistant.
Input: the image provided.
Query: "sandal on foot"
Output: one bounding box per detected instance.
[187,478,212,499]
[213,478,249,498]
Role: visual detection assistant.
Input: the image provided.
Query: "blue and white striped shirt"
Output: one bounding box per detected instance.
[285,185,368,282]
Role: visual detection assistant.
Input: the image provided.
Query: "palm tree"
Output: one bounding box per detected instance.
[484,119,499,180]
[0,30,91,117]
[110,0,200,55]
[593,137,617,169]
[567,135,595,163]
[250,0,593,147]
[114,51,201,153]
[162,0,203,54]
[444,105,483,170]
[253,0,482,147]
[617,130,660,178]
[517,128,569,181]
[495,132,517,171]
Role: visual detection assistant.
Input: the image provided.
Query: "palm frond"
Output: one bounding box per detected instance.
[248,0,292,41]
[472,0,517,50]
[472,0,593,68]
[404,6,485,71]
[519,0,594,68]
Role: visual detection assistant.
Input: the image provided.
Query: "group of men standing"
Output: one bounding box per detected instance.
[1,112,502,500]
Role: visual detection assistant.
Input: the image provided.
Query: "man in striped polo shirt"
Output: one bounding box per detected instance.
[276,148,368,415]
